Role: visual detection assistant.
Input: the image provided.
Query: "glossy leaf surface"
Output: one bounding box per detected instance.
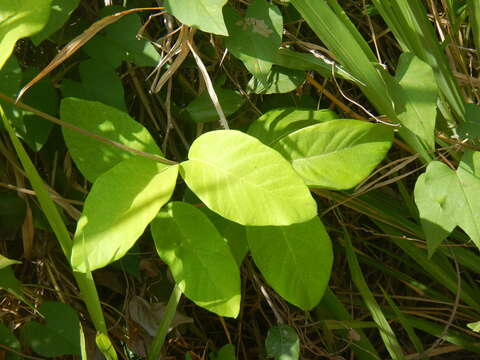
[273,119,393,189]
[71,159,178,272]
[151,202,241,317]
[181,130,317,226]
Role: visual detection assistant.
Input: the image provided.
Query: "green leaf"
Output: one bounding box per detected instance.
[83,6,159,68]
[10,68,58,151]
[185,88,245,123]
[273,119,394,190]
[95,333,117,360]
[0,191,26,237]
[31,0,80,45]
[71,159,178,272]
[22,301,81,357]
[181,130,317,226]
[458,104,480,143]
[0,0,52,70]
[165,0,228,36]
[414,157,480,256]
[210,344,237,360]
[395,53,437,150]
[0,254,21,270]
[0,267,22,297]
[224,1,283,85]
[61,59,126,111]
[151,202,241,318]
[247,107,338,146]
[247,217,333,310]
[247,67,305,94]
[265,325,300,360]
[467,321,480,333]
[201,207,248,266]
[0,56,22,130]
[61,98,162,182]
[0,324,21,360]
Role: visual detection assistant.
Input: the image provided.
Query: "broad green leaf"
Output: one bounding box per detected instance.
[61,59,126,111]
[224,1,283,85]
[151,202,241,317]
[181,130,317,226]
[209,344,237,360]
[83,6,159,68]
[0,0,52,70]
[458,104,480,143]
[0,267,22,297]
[71,159,178,272]
[22,301,81,357]
[185,88,245,123]
[395,53,437,150]
[247,67,305,94]
[61,98,162,182]
[165,0,228,36]
[31,0,80,45]
[265,325,300,360]
[0,254,21,270]
[0,56,22,130]
[201,207,248,266]
[10,68,58,151]
[247,107,338,146]
[273,119,393,189]
[414,158,480,256]
[247,217,333,310]
[0,191,26,237]
[0,324,21,360]
[414,161,458,256]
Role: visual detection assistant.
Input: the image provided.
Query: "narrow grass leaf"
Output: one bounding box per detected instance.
[151,202,241,317]
[343,227,405,360]
[180,130,317,226]
[273,120,393,190]
[71,159,178,272]
[247,217,333,310]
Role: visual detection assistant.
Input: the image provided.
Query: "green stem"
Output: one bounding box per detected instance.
[148,285,183,360]
[0,105,114,357]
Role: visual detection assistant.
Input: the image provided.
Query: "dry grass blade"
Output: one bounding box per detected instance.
[16,7,162,102]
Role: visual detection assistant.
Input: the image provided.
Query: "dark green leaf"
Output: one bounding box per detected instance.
[265,325,300,360]
[0,324,21,360]
[247,67,305,94]
[185,88,245,123]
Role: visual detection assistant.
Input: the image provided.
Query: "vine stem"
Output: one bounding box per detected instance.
[148,285,183,360]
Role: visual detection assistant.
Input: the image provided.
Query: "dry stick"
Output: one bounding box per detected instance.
[187,41,230,130]
[0,93,177,166]
[16,7,163,101]
[0,182,83,205]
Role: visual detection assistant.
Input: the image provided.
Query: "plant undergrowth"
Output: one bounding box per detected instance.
[1,0,480,359]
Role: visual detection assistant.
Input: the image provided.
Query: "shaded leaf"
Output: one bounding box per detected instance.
[0,324,21,360]
[61,98,162,182]
[71,159,178,272]
[61,59,126,111]
[151,202,241,317]
[247,217,333,310]
[31,0,80,45]
[210,344,237,360]
[247,67,305,94]
[0,254,21,270]
[265,325,300,360]
[165,0,228,36]
[0,56,22,130]
[0,191,26,237]
[273,119,393,189]
[247,107,337,146]
[224,1,283,85]
[185,88,245,123]
[83,6,159,68]
[181,130,317,226]
[0,0,52,70]
[22,301,81,357]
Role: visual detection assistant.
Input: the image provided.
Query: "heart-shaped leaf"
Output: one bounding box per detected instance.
[71,159,178,272]
[61,98,162,182]
[0,324,21,360]
[247,217,333,310]
[273,119,393,189]
[181,130,317,226]
[22,301,81,357]
[0,0,52,70]
[151,202,241,317]
[165,0,229,36]
[265,325,300,360]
